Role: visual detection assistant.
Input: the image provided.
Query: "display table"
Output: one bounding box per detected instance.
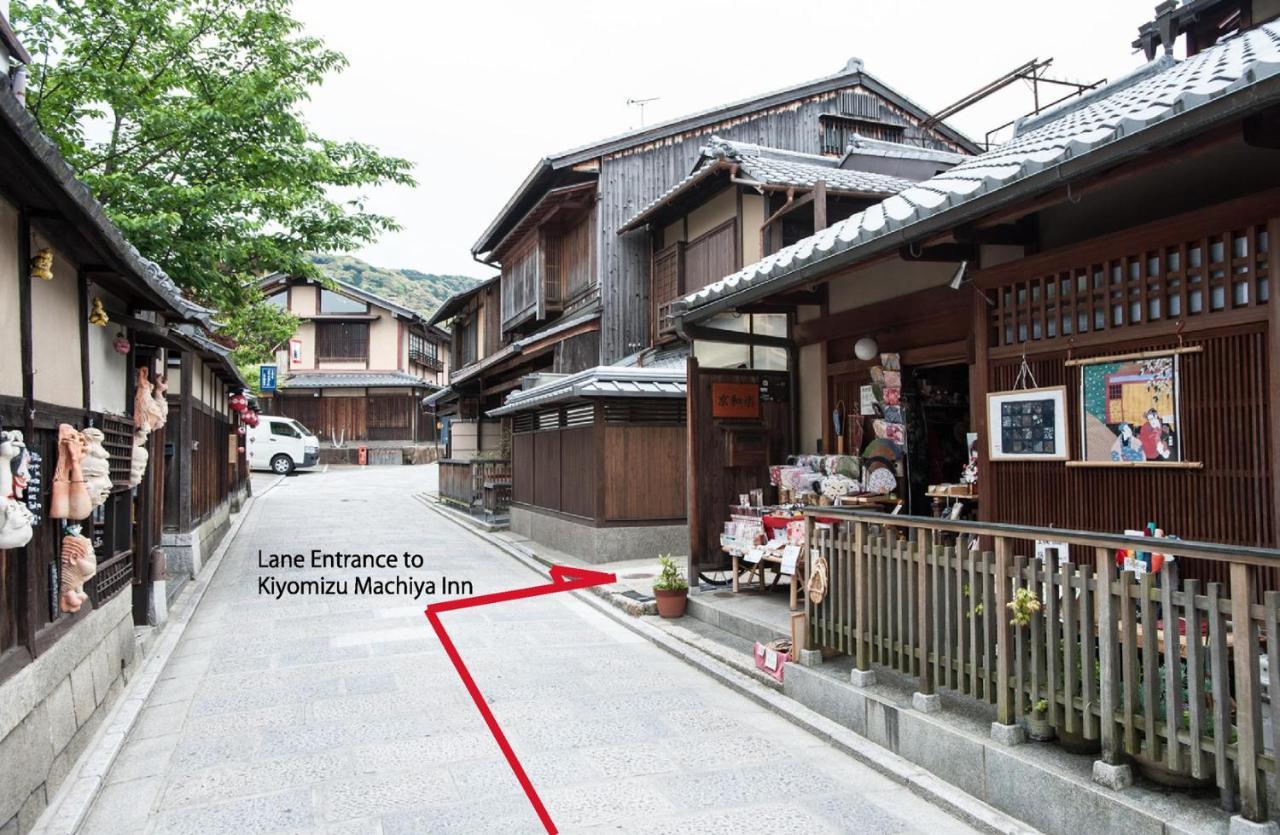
[726,545,807,611]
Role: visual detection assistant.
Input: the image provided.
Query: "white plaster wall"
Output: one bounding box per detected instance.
[686,187,736,241]
[798,342,824,454]
[741,193,766,265]
[86,288,128,414]
[30,240,83,408]
[0,199,21,396]
[827,259,954,314]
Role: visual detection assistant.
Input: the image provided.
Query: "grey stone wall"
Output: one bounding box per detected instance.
[0,592,137,833]
[510,506,688,564]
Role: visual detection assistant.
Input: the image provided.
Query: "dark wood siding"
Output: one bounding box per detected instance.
[273,394,418,443]
[603,425,686,521]
[597,83,969,363]
[367,396,414,441]
[316,322,369,361]
[683,219,737,293]
[533,431,561,510]
[560,426,596,518]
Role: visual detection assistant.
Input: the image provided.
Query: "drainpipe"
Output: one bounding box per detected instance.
[674,317,799,456]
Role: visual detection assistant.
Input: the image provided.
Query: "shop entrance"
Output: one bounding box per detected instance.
[901,362,970,515]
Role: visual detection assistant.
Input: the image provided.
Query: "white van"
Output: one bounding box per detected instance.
[247,416,320,474]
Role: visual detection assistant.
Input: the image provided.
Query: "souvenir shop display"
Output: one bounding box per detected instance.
[1115,522,1177,577]
[0,430,35,549]
[80,428,113,508]
[50,423,92,521]
[58,524,97,613]
[129,430,149,488]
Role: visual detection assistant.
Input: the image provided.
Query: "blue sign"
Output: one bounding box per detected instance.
[259,364,278,393]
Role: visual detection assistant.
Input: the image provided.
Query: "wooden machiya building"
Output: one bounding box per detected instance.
[0,18,248,830]
[434,57,976,543]
[258,272,449,459]
[670,7,1280,827]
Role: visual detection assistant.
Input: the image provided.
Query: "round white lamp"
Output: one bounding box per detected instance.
[854,337,879,361]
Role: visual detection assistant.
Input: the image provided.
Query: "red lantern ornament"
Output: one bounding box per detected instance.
[237,446,246,454]
[112,332,131,354]
[229,393,248,413]
[236,424,246,435]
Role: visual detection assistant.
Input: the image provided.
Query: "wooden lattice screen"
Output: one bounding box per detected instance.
[988,222,1269,350]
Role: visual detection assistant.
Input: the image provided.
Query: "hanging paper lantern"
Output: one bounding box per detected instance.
[236,424,246,436]
[229,393,248,412]
[112,332,131,354]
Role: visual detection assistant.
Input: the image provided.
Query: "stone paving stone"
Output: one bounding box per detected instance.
[152,786,314,834]
[77,466,983,833]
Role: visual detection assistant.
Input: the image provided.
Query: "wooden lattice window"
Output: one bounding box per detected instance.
[317,322,369,361]
[988,222,1270,349]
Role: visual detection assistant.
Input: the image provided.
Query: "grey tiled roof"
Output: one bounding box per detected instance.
[487,366,686,416]
[281,371,433,390]
[619,137,915,233]
[713,138,915,195]
[678,22,1280,317]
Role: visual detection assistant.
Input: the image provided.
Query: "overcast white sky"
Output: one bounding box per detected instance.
[294,0,1167,278]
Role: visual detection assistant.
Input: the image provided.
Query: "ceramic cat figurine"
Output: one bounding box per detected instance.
[50,424,92,520]
[80,428,113,508]
[59,530,97,612]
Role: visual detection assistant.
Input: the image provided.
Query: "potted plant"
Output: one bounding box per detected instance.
[1027,699,1054,742]
[653,554,688,618]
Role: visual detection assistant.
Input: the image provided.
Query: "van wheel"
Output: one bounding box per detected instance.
[270,454,294,475]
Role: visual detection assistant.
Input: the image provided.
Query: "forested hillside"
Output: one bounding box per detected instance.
[310,254,485,318]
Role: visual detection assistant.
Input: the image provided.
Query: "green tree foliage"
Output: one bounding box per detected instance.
[311,254,483,318]
[219,285,296,371]
[11,0,415,344]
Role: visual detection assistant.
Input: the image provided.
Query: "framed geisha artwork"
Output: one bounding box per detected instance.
[1075,352,1186,465]
[985,387,1070,461]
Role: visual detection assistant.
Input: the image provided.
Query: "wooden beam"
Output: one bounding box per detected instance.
[795,284,967,346]
[813,179,827,232]
[899,242,977,263]
[79,270,90,411]
[686,356,702,584]
[954,219,1037,247]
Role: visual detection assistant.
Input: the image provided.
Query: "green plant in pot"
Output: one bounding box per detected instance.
[1027,698,1055,742]
[653,554,689,618]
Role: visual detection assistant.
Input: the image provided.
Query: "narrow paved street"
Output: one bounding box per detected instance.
[81,466,980,834]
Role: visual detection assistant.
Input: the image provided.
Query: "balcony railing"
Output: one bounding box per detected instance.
[802,507,1280,823]
[439,458,511,520]
[409,347,443,371]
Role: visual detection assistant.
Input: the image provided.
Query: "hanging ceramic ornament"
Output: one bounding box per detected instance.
[113,332,131,354]
[80,428,113,508]
[29,248,53,280]
[129,429,149,488]
[59,525,97,613]
[49,424,92,520]
[88,298,109,326]
[151,374,169,430]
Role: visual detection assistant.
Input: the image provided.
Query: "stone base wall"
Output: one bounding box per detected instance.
[0,592,137,833]
[510,506,688,564]
[319,445,439,466]
[161,480,249,603]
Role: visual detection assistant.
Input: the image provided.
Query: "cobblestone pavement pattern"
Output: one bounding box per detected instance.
[80,466,982,834]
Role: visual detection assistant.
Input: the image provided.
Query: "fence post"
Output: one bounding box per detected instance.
[1095,548,1119,764]
[995,536,1012,726]
[917,528,932,696]
[1230,562,1266,822]
[854,520,868,673]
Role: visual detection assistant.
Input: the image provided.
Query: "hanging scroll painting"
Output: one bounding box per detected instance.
[986,386,1069,461]
[1078,354,1181,463]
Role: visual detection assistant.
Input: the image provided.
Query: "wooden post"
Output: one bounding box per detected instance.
[1095,548,1119,763]
[16,208,35,659]
[1230,562,1266,821]
[853,520,867,670]
[917,529,932,694]
[813,180,827,232]
[178,353,194,532]
[685,358,700,584]
[1269,217,1280,547]
[994,536,1012,725]
[78,270,90,413]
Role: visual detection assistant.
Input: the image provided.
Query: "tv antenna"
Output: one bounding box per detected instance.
[626,96,660,127]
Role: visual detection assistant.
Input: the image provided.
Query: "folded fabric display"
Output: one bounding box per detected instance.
[872,420,906,443]
[820,474,858,499]
[869,367,902,389]
[781,467,822,494]
[880,353,901,371]
[768,465,787,487]
[883,386,901,406]
[822,455,860,479]
[881,405,904,424]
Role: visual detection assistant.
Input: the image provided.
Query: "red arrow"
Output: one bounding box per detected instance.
[425,564,616,834]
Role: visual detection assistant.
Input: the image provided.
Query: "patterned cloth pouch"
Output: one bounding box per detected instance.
[823,455,860,479]
[883,386,902,406]
[880,353,901,370]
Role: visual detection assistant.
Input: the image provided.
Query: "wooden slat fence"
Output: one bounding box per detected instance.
[438,459,511,517]
[805,508,1280,824]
